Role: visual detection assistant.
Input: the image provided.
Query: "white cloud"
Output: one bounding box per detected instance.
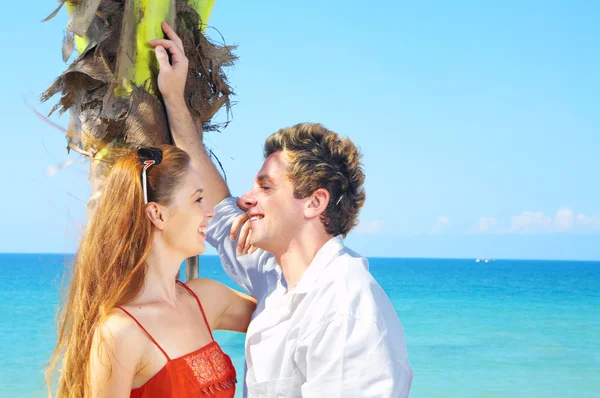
[576,213,600,231]
[46,159,77,177]
[508,207,576,234]
[432,216,450,234]
[508,211,557,233]
[555,207,575,232]
[355,220,385,234]
[470,217,499,233]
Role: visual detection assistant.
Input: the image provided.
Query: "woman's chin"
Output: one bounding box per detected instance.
[183,243,206,258]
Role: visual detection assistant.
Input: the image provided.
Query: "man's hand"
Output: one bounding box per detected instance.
[230,212,257,256]
[150,22,188,102]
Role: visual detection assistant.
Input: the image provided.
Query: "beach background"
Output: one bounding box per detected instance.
[1,1,599,396]
[1,253,598,397]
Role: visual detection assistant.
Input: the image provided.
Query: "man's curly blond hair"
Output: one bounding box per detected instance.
[264,123,366,237]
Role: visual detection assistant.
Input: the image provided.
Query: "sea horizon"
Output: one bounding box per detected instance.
[1,254,598,397]
[2,251,599,263]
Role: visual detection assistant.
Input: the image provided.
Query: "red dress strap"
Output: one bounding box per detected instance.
[176,280,214,341]
[115,306,171,361]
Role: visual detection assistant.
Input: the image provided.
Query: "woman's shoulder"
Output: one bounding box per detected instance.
[93,308,149,357]
[88,309,147,390]
[185,277,225,295]
[184,278,231,323]
[184,278,228,306]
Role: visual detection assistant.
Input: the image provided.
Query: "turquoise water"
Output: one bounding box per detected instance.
[0,254,598,397]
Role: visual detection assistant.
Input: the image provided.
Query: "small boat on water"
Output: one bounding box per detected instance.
[476,258,495,263]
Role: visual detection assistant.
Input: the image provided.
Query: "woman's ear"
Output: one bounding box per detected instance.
[145,202,167,230]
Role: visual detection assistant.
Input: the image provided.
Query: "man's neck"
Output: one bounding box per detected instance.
[274,229,334,291]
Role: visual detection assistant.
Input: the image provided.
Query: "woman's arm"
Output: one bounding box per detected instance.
[89,312,143,398]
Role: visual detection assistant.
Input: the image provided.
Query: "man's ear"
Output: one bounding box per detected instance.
[304,188,330,219]
[145,202,167,230]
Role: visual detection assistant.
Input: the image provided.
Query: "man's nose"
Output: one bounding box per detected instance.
[238,189,257,211]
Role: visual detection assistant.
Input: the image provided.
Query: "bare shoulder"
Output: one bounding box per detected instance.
[185,278,230,316]
[186,277,229,298]
[91,309,147,366]
[101,309,141,337]
[184,278,256,332]
[88,309,147,395]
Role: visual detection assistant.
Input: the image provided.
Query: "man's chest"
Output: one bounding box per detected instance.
[247,283,323,375]
[243,293,310,396]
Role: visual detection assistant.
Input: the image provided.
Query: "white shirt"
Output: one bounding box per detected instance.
[207,197,413,397]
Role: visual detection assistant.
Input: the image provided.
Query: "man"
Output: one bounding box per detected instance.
[152,22,413,397]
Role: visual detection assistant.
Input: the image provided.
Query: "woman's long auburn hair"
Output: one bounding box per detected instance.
[46,145,191,397]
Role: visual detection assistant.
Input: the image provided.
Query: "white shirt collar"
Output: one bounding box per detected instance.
[290,235,345,294]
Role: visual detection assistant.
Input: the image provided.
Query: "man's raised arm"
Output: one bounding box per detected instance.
[151,22,229,209]
[150,23,274,298]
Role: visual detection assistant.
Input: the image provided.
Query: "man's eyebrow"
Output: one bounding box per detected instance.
[257,175,273,183]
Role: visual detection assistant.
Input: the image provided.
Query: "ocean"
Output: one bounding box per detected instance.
[0,254,598,397]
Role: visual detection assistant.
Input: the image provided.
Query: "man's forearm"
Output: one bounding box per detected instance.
[164,98,231,207]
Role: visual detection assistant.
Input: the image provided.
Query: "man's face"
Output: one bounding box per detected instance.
[239,151,305,253]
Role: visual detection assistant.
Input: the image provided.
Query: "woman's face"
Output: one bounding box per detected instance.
[160,166,214,258]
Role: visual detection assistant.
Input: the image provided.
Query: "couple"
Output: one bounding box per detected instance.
[47,23,413,397]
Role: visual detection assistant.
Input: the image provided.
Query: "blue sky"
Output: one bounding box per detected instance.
[1,0,598,260]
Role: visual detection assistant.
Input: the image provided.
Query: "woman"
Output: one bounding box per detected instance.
[46,145,256,397]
